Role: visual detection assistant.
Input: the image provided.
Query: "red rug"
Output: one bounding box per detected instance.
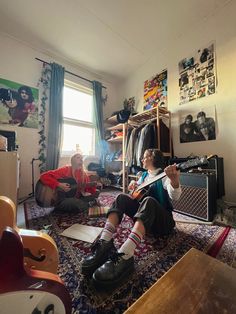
[24,191,235,313]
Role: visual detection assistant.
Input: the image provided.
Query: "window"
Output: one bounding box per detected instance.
[61,81,95,156]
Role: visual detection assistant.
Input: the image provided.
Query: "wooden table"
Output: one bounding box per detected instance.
[125,248,236,314]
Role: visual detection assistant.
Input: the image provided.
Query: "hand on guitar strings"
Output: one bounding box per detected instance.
[58,182,72,192]
[128,180,138,191]
[164,164,180,189]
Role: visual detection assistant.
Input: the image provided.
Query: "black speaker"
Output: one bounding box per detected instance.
[172,172,217,221]
[169,155,225,198]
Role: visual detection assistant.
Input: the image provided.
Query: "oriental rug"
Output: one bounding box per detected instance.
[24,190,236,313]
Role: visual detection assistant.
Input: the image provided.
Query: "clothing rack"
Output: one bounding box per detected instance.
[35,57,107,89]
[128,107,172,156]
[124,106,172,192]
[128,107,170,126]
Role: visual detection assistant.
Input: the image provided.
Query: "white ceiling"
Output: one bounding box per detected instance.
[0,0,232,81]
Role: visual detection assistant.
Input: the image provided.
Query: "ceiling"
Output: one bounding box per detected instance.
[0,0,232,81]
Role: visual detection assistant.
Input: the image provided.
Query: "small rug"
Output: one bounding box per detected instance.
[24,191,235,313]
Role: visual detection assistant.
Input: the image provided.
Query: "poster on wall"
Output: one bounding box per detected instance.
[179,42,216,105]
[0,78,39,129]
[143,69,167,111]
[179,106,216,143]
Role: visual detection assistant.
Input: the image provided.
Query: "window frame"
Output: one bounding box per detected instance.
[61,80,96,157]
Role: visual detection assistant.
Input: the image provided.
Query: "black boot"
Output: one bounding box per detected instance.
[81,239,116,276]
[92,252,134,289]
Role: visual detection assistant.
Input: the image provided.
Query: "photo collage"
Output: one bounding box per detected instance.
[179,43,216,105]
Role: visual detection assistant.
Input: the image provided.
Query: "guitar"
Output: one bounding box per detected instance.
[0,227,71,314]
[35,177,97,208]
[0,196,59,274]
[131,156,209,202]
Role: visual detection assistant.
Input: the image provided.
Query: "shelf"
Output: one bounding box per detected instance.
[107,137,123,143]
[128,107,170,126]
[106,123,123,131]
[106,115,118,124]
[109,184,123,190]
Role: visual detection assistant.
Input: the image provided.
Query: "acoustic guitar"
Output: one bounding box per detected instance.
[35,177,97,208]
[0,227,71,314]
[131,156,209,202]
[0,196,59,274]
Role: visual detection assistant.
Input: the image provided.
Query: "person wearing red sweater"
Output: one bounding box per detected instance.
[40,153,99,212]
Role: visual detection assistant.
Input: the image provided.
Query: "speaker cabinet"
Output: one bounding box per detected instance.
[202,156,225,198]
[170,156,225,198]
[172,172,217,221]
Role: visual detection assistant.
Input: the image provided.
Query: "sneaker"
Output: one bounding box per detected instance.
[92,252,134,289]
[81,239,115,276]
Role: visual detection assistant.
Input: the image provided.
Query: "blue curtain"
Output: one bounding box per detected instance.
[46,63,65,170]
[92,81,106,164]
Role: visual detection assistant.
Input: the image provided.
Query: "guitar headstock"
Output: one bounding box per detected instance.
[176,156,209,171]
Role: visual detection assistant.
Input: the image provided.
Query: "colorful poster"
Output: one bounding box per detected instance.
[179,43,216,105]
[143,69,167,111]
[0,78,39,128]
[179,106,216,143]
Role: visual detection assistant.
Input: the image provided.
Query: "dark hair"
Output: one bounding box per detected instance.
[185,114,193,122]
[200,48,209,63]
[197,111,206,119]
[145,149,165,169]
[18,85,34,103]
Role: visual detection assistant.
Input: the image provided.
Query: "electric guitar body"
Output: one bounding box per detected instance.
[0,227,71,314]
[0,196,59,274]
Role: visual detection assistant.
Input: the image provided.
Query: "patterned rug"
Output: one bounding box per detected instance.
[24,191,236,313]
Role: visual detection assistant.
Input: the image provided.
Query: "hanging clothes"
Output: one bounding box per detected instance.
[126,126,144,167]
[136,122,157,166]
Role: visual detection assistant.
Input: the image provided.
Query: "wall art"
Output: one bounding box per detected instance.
[0,77,39,129]
[179,106,216,143]
[179,43,216,105]
[143,69,167,110]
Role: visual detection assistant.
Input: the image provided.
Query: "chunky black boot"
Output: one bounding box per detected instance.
[92,252,134,289]
[81,239,116,276]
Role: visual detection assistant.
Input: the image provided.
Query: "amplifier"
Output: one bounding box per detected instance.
[172,172,217,221]
[201,156,225,198]
[169,155,225,198]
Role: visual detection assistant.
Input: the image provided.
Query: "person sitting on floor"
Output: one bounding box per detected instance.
[81,148,182,288]
[40,153,100,212]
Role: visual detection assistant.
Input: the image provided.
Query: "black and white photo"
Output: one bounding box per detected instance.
[179,107,216,143]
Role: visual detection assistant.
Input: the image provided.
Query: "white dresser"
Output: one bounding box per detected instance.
[0,151,19,207]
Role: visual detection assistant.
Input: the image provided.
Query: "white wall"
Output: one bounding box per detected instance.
[116,2,236,203]
[0,33,118,199]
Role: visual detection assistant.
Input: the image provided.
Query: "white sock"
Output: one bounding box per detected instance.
[118,228,143,260]
[100,221,116,242]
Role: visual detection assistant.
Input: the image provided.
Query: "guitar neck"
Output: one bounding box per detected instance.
[135,156,208,192]
[136,171,166,191]
[136,156,208,192]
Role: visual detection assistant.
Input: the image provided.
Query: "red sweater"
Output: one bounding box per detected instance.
[40,166,96,198]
